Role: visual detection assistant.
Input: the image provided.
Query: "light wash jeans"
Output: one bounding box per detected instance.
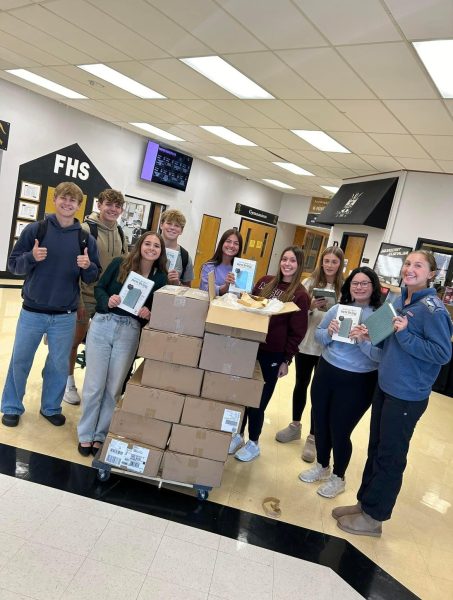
[1,308,76,416]
[77,312,141,443]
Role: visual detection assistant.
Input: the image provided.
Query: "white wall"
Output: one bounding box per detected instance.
[0,79,291,273]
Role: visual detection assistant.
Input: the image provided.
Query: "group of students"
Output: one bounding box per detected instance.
[1,181,452,539]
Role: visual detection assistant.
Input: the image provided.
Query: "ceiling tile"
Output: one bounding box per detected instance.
[385,0,453,40]
[296,150,345,167]
[369,133,430,158]
[436,160,453,173]
[338,42,438,99]
[384,100,453,135]
[294,0,401,44]
[0,45,40,68]
[247,101,315,129]
[212,100,279,128]
[395,157,442,171]
[286,100,361,132]
[329,154,375,170]
[359,155,403,171]
[332,100,407,133]
[328,132,390,156]
[414,135,453,160]
[0,0,34,8]
[0,29,66,65]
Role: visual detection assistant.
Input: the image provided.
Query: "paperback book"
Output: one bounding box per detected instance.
[312,287,336,311]
[118,271,155,316]
[165,248,179,271]
[332,305,362,344]
[229,257,256,294]
[364,302,397,345]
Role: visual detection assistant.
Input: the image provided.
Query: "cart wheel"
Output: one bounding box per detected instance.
[197,489,209,501]
[97,469,110,482]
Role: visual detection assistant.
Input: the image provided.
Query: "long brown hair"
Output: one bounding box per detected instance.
[258,246,305,303]
[118,231,168,283]
[307,246,344,298]
[206,229,243,266]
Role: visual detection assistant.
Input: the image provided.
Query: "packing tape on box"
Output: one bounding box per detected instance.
[188,458,198,468]
[174,318,183,333]
[144,409,156,418]
[193,448,204,457]
[195,430,207,440]
[221,363,232,374]
[163,351,174,362]
[174,297,187,307]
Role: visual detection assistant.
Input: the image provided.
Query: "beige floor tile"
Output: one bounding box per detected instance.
[138,577,208,600]
[0,474,17,496]
[219,536,274,566]
[273,561,332,599]
[209,551,273,600]
[165,521,220,549]
[0,532,26,568]
[0,590,42,600]
[0,494,55,539]
[111,505,169,534]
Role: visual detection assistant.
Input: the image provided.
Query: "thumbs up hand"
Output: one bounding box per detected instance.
[77,246,91,270]
[32,239,47,262]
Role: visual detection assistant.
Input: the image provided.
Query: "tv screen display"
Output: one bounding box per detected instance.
[140,140,193,192]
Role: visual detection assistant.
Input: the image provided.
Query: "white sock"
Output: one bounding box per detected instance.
[67,375,76,389]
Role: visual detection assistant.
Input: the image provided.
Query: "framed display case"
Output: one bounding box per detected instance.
[20,181,42,202]
[373,242,412,286]
[415,238,453,288]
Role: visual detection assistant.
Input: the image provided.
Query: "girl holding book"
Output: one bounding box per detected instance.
[334,251,453,537]
[77,232,167,456]
[199,229,243,296]
[275,246,344,462]
[229,246,310,462]
[299,266,382,498]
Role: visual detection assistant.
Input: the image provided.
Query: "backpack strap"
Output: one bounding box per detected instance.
[86,220,126,254]
[117,225,126,254]
[36,219,48,245]
[180,245,189,280]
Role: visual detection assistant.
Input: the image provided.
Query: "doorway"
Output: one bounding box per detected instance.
[192,214,221,288]
[239,219,277,282]
[340,233,367,277]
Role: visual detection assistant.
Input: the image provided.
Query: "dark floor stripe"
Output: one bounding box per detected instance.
[0,442,418,600]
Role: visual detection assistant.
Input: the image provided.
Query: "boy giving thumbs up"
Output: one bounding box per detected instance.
[1,182,101,428]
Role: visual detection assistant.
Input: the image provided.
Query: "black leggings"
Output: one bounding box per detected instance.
[241,350,284,442]
[292,352,319,433]
[311,358,377,478]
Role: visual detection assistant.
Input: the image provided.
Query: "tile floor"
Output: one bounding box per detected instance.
[1,284,453,599]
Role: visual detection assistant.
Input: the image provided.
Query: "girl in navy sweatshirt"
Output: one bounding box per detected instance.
[229,246,309,462]
[334,250,453,537]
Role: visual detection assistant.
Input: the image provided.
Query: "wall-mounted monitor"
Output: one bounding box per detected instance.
[140,140,193,192]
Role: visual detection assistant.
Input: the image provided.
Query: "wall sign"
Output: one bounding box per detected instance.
[306,196,331,229]
[0,120,10,150]
[235,203,278,225]
[373,242,412,286]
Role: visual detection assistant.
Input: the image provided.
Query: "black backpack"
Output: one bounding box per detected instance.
[36,219,89,254]
[179,245,189,281]
[86,221,126,254]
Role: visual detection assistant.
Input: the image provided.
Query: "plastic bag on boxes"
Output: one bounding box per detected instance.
[211,293,284,315]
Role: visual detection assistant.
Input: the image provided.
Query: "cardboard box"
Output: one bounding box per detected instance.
[181,396,244,433]
[199,332,259,378]
[99,434,163,477]
[201,361,264,408]
[169,424,230,462]
[142,358,204,397]
[123,376,185,424]
[162,451,224,488]
[109,409,171,449]
[205,302,299,342]
[138,328,202,367]
[148,285,209,338]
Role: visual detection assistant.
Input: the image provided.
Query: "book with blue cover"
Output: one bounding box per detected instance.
[229,257,256,294]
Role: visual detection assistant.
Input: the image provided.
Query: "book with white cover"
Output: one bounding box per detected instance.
[165,248,179,271]
[332,305,362,344]
[229,257,256,294]
[118,271,155,316]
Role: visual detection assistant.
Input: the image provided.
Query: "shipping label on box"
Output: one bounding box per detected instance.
[142,358,204,397]
[109,409,171,449]
[123,379,185,423]
[169,424,231,462]
[138,328,202,367]
[162,451,225,488]
[100,435,163,477]
[148,285,209,338]
[181,396,244,433]
[201,361,264,408]
[199,332,259,378]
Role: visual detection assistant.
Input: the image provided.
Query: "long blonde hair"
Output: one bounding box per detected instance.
[258,246,305,303]
[118,231,167,283]
[307,246,344,298]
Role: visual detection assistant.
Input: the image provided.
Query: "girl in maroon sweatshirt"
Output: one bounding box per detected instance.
[229,246,309,462]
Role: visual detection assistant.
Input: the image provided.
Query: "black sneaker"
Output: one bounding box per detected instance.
[2,414,20,427]
[39,411,66,426]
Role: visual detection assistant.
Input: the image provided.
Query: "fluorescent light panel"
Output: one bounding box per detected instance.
[413,40,453,98]
[200,126,257,146]
[291,130,350,153]
[262,179,295,190]
[181,56,274,99]
[208,156,249,169]
[130,122,185,142]
[6,69,87,99]
[78,64,165,99]
[321,185,339,193]
[273,161,314,176]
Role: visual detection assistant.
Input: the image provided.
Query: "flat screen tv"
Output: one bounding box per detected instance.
[140,140,193,192]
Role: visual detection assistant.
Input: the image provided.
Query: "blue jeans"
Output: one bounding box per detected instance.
[77,313,141,443]
[1,308,76,416]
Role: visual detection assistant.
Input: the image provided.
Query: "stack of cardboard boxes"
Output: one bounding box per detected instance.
[100,285,266,489]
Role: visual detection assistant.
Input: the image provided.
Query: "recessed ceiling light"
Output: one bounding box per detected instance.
[208,156,249,169]
[181,56,274,99]
[79,64,165,99]
[6,69,87,99]
[291,130,350,153]
[321,185,339,194]
[273,162,314,176]
[262,179,295,190]
[200,126,257,146]
[413,40,453,98]
[129,122,185,142]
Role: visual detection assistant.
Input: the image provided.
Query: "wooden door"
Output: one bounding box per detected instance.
[192,214,221,288]
[239,219,277,283]
[341,233,367,277]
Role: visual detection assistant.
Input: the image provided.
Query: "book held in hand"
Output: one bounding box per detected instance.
[332,305,362,344]
[118,271,155,316]
[364,302,397,345]
[229,257,256,294]
[312,287,336,310]
[165,248,179,271]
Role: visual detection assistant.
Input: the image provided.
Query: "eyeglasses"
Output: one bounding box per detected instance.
[351,281,371,288]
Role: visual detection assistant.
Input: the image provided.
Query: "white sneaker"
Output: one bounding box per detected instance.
[298,462,331,483]
[317,474,345,498]
[235,441,260,462]
[63,386,81,405]
[228,433,244,455]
